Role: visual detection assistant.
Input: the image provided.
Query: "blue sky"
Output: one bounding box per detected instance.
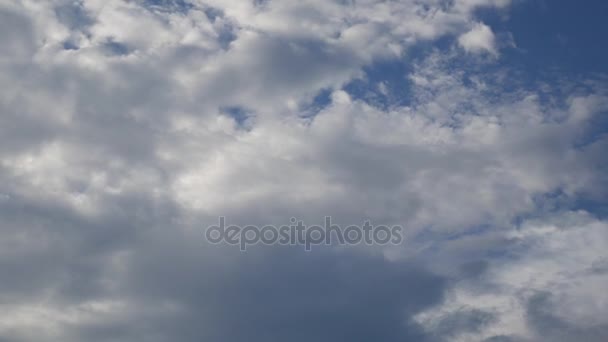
[484,0,608,74]
[0,1,607,341]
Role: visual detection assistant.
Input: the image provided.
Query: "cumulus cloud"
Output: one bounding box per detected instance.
[458,22,498,55]
[414,211,608,341]
[0,0,607,341]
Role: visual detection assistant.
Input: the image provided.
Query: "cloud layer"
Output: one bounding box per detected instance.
[0,0,607,341]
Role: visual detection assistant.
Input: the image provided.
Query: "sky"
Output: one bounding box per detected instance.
[0,0,607,341]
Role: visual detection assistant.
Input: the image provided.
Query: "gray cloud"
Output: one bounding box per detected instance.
[526,292,608,342]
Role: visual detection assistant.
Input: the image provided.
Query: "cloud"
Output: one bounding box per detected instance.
[458,22,498,55]
[414,211,608,341]
[0,0,607,341]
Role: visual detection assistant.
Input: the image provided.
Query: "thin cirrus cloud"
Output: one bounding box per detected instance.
[0,0,607,341]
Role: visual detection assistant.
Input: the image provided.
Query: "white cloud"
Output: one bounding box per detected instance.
[458,22,498,55]
[415,211,608,341]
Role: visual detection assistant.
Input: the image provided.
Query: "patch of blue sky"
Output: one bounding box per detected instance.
[340,37,454,110]
[62,41,79,51]
[299,88,333,120]
[474,0,608,76]
[342,58,414,111]
[220,106,254,130]
[103,40,131,56]
[571,198,608,220]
